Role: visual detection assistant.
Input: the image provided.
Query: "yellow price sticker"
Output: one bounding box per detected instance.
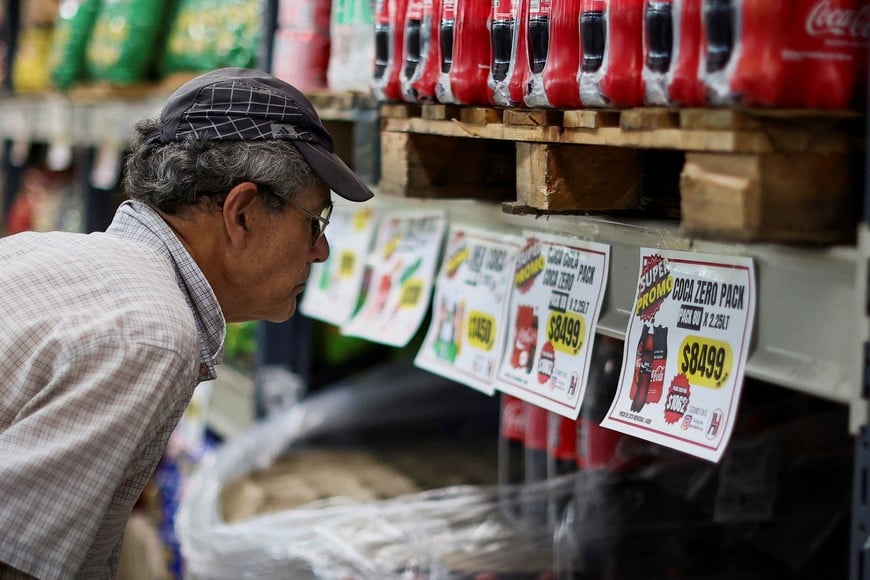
[400,278,424,308]
[546,311,585,355]
[678,335,733,389]
[352,208,372,230]
[339,251,355,277]
[466,310,496,351]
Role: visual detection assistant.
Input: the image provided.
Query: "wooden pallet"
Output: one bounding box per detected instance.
[378,104,864,244]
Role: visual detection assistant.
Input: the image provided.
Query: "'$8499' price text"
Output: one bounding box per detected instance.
[678,336,733,389]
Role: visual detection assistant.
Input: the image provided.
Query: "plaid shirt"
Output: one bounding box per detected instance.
[0,201,225,579]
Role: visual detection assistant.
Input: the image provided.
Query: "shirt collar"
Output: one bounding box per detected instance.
[105,200,225,382]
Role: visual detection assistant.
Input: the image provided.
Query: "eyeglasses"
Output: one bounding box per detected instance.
[287,198,333,246]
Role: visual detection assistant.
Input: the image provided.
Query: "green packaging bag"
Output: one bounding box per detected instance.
[49,0,100,89]
[85,0,171,85]
[162,0,263,75]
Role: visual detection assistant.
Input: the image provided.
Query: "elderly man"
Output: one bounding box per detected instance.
[0,67,373,579]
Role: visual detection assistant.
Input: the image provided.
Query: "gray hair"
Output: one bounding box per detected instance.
[123,117,317,215]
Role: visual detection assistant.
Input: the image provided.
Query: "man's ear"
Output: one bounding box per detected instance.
[221,182,260,248]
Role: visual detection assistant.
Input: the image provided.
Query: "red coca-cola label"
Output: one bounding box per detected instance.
[548,414,577,460]
[581,0,606,12]
[376,0,389,23]
[501,395,526,441]
[648,360,666,402]
[529,0,551,17]
[576,418,623,469]
[805,1,870,41]
[407,0,424,19]
[525,403,549,451]
[492,0,519,19]
[441,0,455,20]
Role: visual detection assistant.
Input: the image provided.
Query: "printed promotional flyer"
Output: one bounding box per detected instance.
[600,249,756,463]
[341,209,447,347]
[495,232,610,419]
[300,205,378,326]
[414,226,523,396]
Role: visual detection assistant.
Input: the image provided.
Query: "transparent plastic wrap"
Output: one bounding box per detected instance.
[578,0,645,108]
[372,0,408,102]
[179,356,853,579]
[642,0,706,106]
[701,0,867,109]
[327,0,376,93]
[435,0,491,105]
[399,0,441,103]
[524,0,583,108]
[487,0,524,106]
[272,0,331,93]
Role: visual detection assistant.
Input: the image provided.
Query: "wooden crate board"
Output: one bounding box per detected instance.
[680,152,859,244]
[381,106,859,154]
[376,102,863,243]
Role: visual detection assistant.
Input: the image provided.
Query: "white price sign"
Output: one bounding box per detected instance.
[415,226,522,396]
[601,249,756,463]
[341,209,447,347]
[495,232,610,419]
[300,205,379,326]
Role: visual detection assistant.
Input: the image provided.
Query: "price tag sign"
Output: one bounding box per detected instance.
[495,232,610,419]
[600,248,756,463]
[342,209,447,347]
[414,226,522,395]
[300,205,379,326]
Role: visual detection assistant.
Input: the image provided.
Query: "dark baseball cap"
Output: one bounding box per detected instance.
[150,67,373,202]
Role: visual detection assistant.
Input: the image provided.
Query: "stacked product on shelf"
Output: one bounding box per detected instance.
[271,0,332,93]
[379,0,867,110]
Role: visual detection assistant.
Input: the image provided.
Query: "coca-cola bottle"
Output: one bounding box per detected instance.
[438,0,493,105]
[647,324,668,403]
[272,0,331,93]
[400,0,442,102]
[522,401,549,529]
[579,0,645,107]
[576,336,625,471]
[525,0,583,108]
[629,324,654,413]
[488,0,524,105]
[572,336,626,577]
[547,411,577,531]
[642,0,673,104]
[703,0,735,74]
[436,0,457,102]
[372,0,410,102]
[667,0,705,106]
[498,393,526,522]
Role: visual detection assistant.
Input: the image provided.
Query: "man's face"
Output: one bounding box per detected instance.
[231,178,331,322]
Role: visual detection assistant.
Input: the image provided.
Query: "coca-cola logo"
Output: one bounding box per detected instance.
[650,364,666,383]
[806,1,870,39]
[502,400,525,436]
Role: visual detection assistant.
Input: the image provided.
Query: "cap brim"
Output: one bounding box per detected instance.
[293,142,374,202]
